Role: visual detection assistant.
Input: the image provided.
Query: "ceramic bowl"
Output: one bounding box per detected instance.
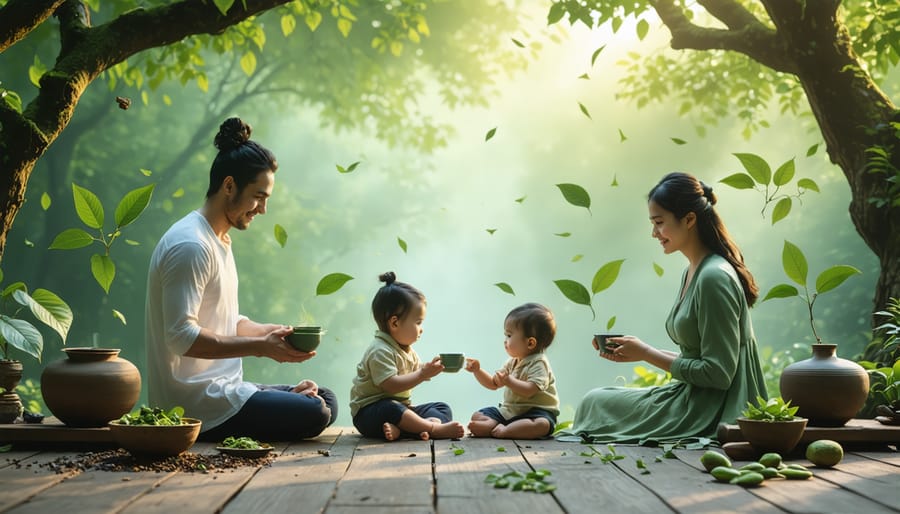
[108,417,202,457]
[440,353,465,372]
[593,334,624,353]
[286,326,324,352]
[736,417,808,454]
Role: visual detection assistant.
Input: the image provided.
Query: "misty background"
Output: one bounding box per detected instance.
[4,4,882,427]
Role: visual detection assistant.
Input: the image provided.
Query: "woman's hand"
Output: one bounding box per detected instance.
[292,379,319,396]
[600,335,651,363]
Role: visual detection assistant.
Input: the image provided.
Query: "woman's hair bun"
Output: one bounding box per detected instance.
[379,271,397,285]
[214,117,252,152]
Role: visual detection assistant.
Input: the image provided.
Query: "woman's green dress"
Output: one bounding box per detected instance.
[557,254,767,444]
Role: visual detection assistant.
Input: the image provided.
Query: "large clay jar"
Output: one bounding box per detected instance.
[779,343,869,427]
[41,348,141,427]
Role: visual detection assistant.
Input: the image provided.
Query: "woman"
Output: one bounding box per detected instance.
[557,172,766,443]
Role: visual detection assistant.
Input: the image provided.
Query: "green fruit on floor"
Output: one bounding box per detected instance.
[759,452,782,468]
[739,462,766,472]
[759,467,784,479]
[730,471,765,486]
[806,439,843,468]
[711,466,742,482]
[700,450,731,472]
[781,468,813,480]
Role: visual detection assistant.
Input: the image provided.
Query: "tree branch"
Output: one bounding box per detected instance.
[697,0,762,30]
[0,0,65,52]
[652,0,797,74]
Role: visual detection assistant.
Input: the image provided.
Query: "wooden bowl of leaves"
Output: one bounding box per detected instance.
[108,406,201,457]
[217,436,274,458]
[737,396,807,454]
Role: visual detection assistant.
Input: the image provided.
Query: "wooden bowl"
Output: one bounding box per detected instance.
[736,417,807,454]
[108,417,202,457]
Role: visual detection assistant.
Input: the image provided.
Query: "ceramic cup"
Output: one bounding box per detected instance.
[287,326,324,352]
[593,334,624,354]
[439,353,465,372]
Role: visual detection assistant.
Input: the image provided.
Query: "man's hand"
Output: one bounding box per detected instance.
[291,379,319,397]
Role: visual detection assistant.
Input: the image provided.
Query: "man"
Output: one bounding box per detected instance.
[146,117,337,441]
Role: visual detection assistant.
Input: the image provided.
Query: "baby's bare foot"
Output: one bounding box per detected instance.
[431,421,465,440]
[419,431,431,441]
[383,422,401,441]
[490,423,510,439]
[467,419,495,437]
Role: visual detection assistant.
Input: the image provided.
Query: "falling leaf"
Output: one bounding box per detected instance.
[125,239,139,246]
[578,73,590,80]
[398,237,408,253]
[336,161,360,174]
[486,228,497,235]
[618,129,627,142]
[590,45,606,66]
[592,259,625,294]
[555,183,591,215]
[553,279,595,319]
[274,224,288,248]
[24,239,34,248]
[671,137,687,145]
[485,127,497,141]
[511,38,525,48]
[653,262,664,277]
[636,19,649,41]
[554,232,571,237]
[495,282,515,295]
[611,174,619,187]
[578,102,592,120]
[112,309,127,325]
[806,144,819,157]
[514,196,526,203]
[140,168,153,177]
[606,316,616,330]
[172,188,185,198]
[571,254,583,262]
[41,192,51,210]
[315,273,354,296]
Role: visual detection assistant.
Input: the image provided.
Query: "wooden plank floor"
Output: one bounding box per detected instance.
[0,427,897,514]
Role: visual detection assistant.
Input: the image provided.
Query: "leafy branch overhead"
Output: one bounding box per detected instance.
[719,153,819,224]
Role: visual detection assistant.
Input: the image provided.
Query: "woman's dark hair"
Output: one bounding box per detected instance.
[506,303,556,351]
[372,272,426,332]
[206,117,278,198]
[648,172,759,306]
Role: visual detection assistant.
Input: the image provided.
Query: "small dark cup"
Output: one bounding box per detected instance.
[593,334,624,354]
[286,326,324,352]
[439,353,465,372]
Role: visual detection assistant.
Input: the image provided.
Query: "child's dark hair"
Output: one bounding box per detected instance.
[506,303,556,351]
[372,272,426,332]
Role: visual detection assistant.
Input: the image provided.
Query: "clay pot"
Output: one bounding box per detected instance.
[0,359,23,392]
[0,392,23,423]
[41,348,141,427]
[737,417,808,454]
[779,343,869,427]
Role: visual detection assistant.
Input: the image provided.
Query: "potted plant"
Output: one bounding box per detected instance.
[0,269,73,423]
[761,240,868,427]
[737,395,808,454]
[859,297,900,424]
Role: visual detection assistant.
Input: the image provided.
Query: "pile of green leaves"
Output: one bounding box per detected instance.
[220,436,270,450]
[741,396,799,422]
[117,406,185,426]
[485,469,556,493]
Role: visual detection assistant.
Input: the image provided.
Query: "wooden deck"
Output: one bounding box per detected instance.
[1,427,898,513]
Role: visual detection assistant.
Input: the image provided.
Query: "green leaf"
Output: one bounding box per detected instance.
[305,11,323,31]
[762,284,799,302]
[591,259,625,294]
[41,192,51,210]
[112,309,127,326]
[213,0,234,15]
[733,153,771,185]
[337,18,353,38]
[547,2,566,25]
[720,172,757,191]
[555,232,571,237]
[590,45,606,66]
[606,316,616,330]
[797,178,820,192]
[316,273,354,296]
[495,282,515,295]
[556,183,591,214]
[49,228,94,250]
[398,237,408,253]
[485,127,497,141]
[1,89,22,112]
[274,224,288,248]
[571,254,583,262]
[771,197,792,225]
[578,73,589,80]
[140,168,153,177]
[337,161,360,173]
[781,240,808,287]
[15,288,72,342]
[0,315,43,361]
[28,55,46,88]
[773,159,796,186]
[511,38,525,48]
[805,144,818,157]
[636,19,649,40]
[114,183,155,228]
[611,174,618,186]
[91,254,115,294]
[578,102,592,120]
[240,51,257,76]
[486,229,497,235]
[815,265,861,294]
[653,262,664,277]
[553,279,594,319]
[72,183,104,229]
[281,14,297,36]
[618,129,627,142]
[515,196,526,204]
[670,137,687,145]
